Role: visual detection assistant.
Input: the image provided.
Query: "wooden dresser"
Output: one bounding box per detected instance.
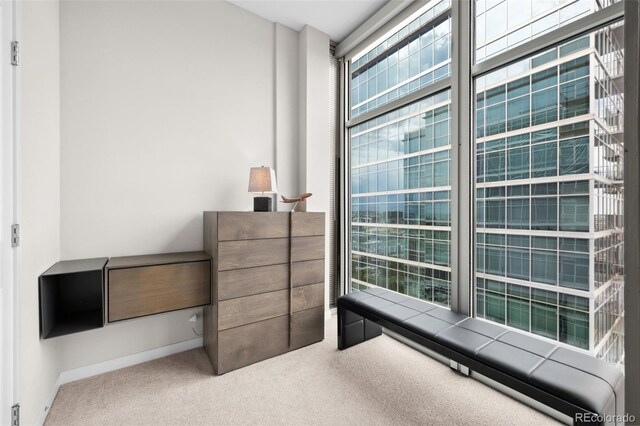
[203,211,325,374]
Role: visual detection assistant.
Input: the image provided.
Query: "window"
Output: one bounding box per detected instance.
[531,198,557,231]
[507,247,529,280]
[532,143,557,177]
[560,308,589,349]
[531,249,557,285]
[559,137,589,175]
[532,299,558,340]
[507,147,529,180]
[485,103,506,136]
[532,68,557,91]
[473,19,624,366]
[507,96,530,131]
[345,0,624,368]
[507,284,530,331]
[486,246,505,276]
[485,199,505,228]
[507,198,529,229]
[560,294,590,349]
[350,87,453,305]
[476,0,597,62]
[560,196,589,231]
[349,0,452,118]
[485,280,506,322]
[532,88,558,125]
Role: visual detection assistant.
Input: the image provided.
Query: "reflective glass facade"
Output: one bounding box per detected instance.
[474,20,624,365]
[475,0,620,63]
[351,89,452,306]
[350,0,451,118]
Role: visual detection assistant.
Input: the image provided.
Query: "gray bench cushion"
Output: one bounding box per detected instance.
[377,290,412,303]
[362,287,388,296]
[529,360,616,414]
[458,318,509,339]
[353,296,395,311]
[375,303,423,322]
[435,326,494,356]
[403,313,452,337]
[427,308,467,324]
[338,288,624,422]
[476,341,545,380]
[339,291,374,304]
[550,348,622,391]
[497,330,557,358]
[398,298,439,313]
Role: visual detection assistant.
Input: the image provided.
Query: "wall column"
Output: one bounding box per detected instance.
[274,23,300,206]
[298,25,331,316]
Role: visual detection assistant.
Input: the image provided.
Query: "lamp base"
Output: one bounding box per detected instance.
[253,196,272,212]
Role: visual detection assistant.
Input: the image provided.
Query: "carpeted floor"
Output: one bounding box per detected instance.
[45,316,559,426]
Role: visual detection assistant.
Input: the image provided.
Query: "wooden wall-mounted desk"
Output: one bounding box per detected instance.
[106,251,211,323]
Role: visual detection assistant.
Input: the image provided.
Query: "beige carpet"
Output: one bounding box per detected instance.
[45,316,559,426]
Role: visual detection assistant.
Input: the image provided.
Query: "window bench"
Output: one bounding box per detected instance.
[337,287,624,426]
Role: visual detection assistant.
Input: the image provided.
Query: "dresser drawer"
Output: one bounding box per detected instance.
[108,261,210,322]
[218,289,288,330]
[292,282,324,313]
[291,306,324,349]
[291,236,324,262]
[291,259,324,287]
[218,212,290,241]
[218,238,289,271]
[217,315,289,374]
[291,213,324,237]
[218,264,289,300]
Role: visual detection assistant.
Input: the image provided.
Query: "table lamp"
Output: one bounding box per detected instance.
[248,166,278,212]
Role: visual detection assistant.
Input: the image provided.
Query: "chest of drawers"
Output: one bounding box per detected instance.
[203,211,325,374]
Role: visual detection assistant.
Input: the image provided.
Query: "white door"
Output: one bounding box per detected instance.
[0,0,19,423]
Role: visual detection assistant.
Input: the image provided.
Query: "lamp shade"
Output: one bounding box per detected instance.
[248,166,278,194]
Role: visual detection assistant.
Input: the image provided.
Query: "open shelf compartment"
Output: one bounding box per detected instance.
[39,258,108,339]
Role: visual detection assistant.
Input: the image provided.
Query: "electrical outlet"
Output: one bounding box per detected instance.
[11,404,19,426]
[188,314,197,323]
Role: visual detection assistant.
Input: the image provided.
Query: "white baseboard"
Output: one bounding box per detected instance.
[58,337,203,385]
[36,337,203,426]
[37,375,61,426]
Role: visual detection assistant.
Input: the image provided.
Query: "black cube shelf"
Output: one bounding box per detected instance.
[39,258,108,339]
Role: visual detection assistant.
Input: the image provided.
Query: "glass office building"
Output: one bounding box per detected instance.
[350,1,453,307]
[350,90,453,306]
[474,1,624,366]
[349,0,452,119]
[348,0,623,368]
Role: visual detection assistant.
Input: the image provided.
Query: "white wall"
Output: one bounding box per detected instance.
[58,0,276,369]
[20,0,61,424]
[275,23,300,203]
[58,1,331,371]
[60,0,276,259]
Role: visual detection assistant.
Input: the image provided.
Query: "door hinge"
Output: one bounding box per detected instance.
[11,41,19,66]
[11,224,19,247]
[11,404,19,426]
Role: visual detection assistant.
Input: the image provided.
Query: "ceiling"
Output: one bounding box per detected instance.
[226,0,388,42]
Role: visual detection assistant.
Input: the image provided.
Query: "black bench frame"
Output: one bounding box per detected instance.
[338,299,609,426]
